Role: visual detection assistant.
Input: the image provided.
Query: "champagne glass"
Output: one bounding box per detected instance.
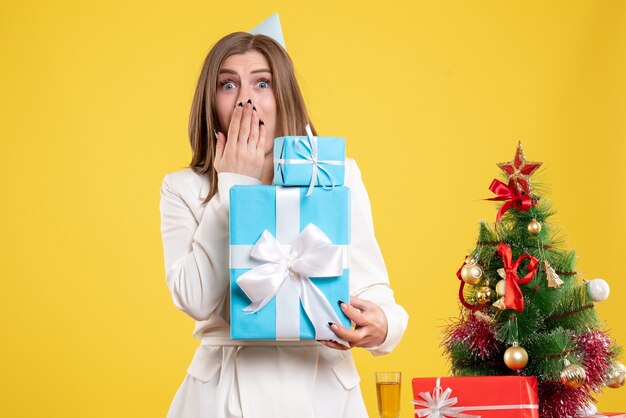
[375,372,401,418]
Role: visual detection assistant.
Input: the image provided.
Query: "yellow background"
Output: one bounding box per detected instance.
[1,1,625,416]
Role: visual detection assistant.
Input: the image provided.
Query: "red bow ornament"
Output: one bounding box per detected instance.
[493,243,539,312]
[487,179,537,223]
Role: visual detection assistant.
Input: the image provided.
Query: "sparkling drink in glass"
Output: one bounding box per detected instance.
[375,372,401,418]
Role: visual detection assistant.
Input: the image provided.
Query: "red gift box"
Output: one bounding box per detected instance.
[412,376,539,417]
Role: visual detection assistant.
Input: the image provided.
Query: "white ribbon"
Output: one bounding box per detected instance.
[412,378,479,418]
[274,124,344,196]
[412,377,540,418]
[235,222,349,346]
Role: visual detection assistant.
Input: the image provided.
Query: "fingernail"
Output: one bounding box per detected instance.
[246,98,252,104]
[260,120,264,126]
[237,102,243,107]
[338,300,345,310]
[328,322,335,328]
[213,129,218,139]
[252,106,257,111]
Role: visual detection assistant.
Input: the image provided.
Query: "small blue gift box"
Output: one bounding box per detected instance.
[273,127,345,192]
[229,185,351,341]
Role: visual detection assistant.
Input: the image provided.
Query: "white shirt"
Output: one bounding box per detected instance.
[160,157,409,418]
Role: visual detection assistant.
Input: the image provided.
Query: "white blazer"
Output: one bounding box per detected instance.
[160,158,408,418]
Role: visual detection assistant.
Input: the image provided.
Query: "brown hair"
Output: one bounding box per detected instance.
[188,32,316,204]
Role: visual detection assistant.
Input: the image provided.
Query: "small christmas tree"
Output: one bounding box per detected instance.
[443,143,624,417]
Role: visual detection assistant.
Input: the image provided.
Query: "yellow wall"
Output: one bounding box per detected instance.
[1,1,625,416]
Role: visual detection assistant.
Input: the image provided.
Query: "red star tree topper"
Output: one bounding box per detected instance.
[496,142,542,195]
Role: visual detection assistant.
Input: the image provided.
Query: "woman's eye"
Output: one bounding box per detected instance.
[220,81,236,90]
[257,79,270,88]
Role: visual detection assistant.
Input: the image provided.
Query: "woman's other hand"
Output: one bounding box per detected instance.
[214,99,266,180]
[320,296,389,351]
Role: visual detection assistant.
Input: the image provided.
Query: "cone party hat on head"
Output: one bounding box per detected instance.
[249,13,286,50]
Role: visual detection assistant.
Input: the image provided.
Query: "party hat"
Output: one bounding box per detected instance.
[249,13,286,50]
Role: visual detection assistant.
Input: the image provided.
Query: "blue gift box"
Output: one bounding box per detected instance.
[273,134,345,189]
[229,185,351,341]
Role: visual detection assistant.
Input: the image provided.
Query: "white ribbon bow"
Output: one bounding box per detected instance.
[236,223,348,345]
[274,124,344,196]
[412,378,479,418]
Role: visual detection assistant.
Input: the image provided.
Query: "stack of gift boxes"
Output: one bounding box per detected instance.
[229,125,351,343]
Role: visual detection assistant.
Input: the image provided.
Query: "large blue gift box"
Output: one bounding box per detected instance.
[273,134,345,189]
[229,185,351,341]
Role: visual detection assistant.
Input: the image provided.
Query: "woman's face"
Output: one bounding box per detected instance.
[215,50,277,155]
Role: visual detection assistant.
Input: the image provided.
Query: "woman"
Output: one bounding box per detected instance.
[160,32,408,418]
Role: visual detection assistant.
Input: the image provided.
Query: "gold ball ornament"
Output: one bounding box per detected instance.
[496,279,506,296]
[561,363,587,389]
[461,257,483,285]
[475,286,493,305]
[504,344,529,370]
[527,219,542,235]
[606,361,626,389]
